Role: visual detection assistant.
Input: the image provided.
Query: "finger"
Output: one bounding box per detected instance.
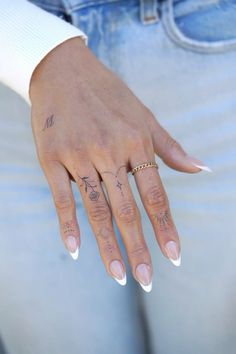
[130,154,181,267]
[146,114,212,173]
[100,163,153,292]
[69,162,127,286]
[41,160,80,260]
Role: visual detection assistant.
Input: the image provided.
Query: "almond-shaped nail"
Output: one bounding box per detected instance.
[186,155,212,172]
[136,263,152,293]
[65,235,79,260]
[110,260,126,286]
[165,241,181,266]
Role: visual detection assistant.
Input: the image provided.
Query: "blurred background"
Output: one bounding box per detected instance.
[1,1,236,354]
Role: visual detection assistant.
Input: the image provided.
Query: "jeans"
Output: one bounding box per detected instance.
[0,0,236,353]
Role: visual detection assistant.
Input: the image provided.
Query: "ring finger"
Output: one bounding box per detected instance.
[68,161,127,286]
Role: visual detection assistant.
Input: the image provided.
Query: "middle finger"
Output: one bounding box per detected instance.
[100,163,153,292]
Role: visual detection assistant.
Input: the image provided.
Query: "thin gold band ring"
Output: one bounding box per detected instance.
[131,162,158,175]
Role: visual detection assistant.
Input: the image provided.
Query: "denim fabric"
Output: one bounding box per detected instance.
[1,1,236,354]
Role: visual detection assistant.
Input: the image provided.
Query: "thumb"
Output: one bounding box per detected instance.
[148,118,212,173]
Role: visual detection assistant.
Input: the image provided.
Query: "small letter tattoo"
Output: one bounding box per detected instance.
[42,114,55,131]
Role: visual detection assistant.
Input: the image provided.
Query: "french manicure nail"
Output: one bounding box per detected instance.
[186,155,213,172]
[136,264,152,293]
[65,235,79,260]
[165,240,181,267]
[110,260,126,286]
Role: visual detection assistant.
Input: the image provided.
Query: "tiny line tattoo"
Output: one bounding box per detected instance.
[153,210,171,231]
[42,114,55,131]
[63,220,76,234]
[101,165,127,177]
[101,165,126,197]
[77,175,100,201]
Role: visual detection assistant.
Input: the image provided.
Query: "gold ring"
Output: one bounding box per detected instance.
[131,162,158,175]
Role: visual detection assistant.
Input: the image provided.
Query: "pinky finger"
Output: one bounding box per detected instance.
[42,160,80,260]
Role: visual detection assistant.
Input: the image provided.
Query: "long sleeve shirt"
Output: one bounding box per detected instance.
[0,0,87,105]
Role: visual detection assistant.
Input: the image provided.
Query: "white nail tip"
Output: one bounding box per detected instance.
[69,248,79,260]
[170,255,181,267]
[114,274,127,286]
[191,163,213,173]
[139,281,152,293]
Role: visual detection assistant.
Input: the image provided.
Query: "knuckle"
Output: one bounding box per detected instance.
[129,243,148,258]
[128,131,145,150]
[96,226,113,241]
[88,201,111,223]
[54,194,74,212]
[145,186,167,209]
[92,138,112,156]
[38,150,58,167]
[165,135,181,153]
[38,143,58,160]
[117,201,138,224]
[142,106,156,125]
[74,145,87,160]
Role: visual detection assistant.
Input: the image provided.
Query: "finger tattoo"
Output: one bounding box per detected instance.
[77,175,100,201]
[152,210,172,231]
[101,165,127,197]
[63,220,77,234]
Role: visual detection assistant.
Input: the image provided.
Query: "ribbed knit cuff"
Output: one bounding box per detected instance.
[0,0,87,105]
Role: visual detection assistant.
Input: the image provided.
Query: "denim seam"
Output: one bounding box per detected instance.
[173,0,219,19]
[64,0,120,14]
[161,0,236,54]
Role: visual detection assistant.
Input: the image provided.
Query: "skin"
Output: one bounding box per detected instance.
[29,37,202,286]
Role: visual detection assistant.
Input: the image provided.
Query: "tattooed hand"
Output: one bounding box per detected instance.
[30,37,210,291]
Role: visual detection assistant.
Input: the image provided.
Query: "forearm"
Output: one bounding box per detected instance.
[0,0,87,105]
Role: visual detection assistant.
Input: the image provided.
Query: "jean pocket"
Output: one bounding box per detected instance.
[162,0,236,53]
[29,0,64,12]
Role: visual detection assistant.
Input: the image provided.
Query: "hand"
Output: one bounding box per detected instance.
[30,37,211,291]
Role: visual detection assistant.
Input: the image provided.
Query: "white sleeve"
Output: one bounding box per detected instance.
[0,0,87,105]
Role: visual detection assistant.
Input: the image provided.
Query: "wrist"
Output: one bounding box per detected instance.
[29,37,86,100]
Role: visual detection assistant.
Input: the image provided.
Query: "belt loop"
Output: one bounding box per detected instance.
[140,0,159,25]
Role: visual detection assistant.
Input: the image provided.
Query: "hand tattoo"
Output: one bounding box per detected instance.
[42,114,55,131]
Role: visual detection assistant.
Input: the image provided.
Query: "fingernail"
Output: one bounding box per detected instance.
[165,240,181,267]
[136,264,152,293]
[110,260,126,286]
[186,155,213,172]
[65,235,79,260]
